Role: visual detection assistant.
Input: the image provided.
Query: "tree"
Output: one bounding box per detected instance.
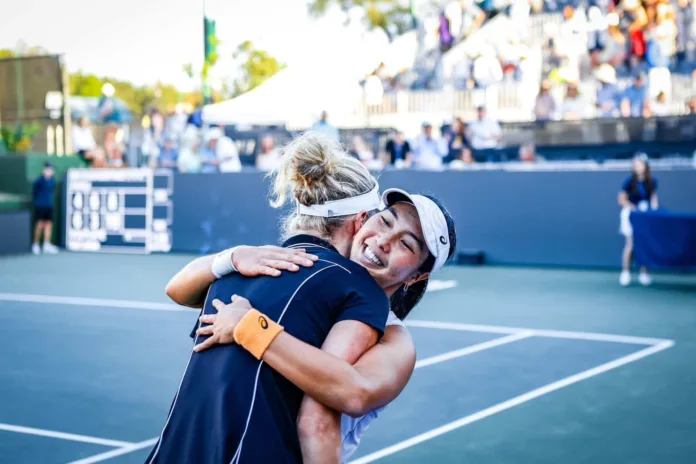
[231,41,286,96]
[308,0,413,38]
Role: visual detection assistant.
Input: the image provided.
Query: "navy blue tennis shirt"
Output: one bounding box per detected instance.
[147,235,389,464]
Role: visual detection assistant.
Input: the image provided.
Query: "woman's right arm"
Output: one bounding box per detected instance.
[165,246,318,308]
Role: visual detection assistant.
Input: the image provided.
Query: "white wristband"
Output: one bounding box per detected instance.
[211,246,240,279]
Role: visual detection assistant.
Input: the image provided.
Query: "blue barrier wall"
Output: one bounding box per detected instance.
[171,169,696,269]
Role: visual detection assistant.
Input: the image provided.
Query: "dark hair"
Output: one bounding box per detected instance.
[390,194,457,320]
[629,157,655,198]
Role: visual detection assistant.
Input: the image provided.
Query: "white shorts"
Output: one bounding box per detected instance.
[620,207,633,237]
[619,202,649,237]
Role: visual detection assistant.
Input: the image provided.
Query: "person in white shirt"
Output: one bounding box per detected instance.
[72,117,105,167]
[255,135,280,171]
[468,106,502,149]
[411,122,448,170]
[206,127,242,173]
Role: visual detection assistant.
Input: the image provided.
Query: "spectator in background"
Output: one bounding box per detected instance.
[178,126,201,173]
[385,131,412,168]
[645,22,672,101]
[200,128,222,173]
[558,81,587,120]
[256,135,280,171]
[651,90,671,115]
[468,106,501,149]
[686,97,696,114]
[595,64,622,117]
[216,129,242,173]
[449,146,476,169]
[349,136,383,170]
[675,0,695,67]
[600,13,628,69]
[519,143,544,162]
[72,117,104,167]
[621,0,648,69]
[31,161,58,255]
[621,73,651,117]
[156,133,179,170]
[142,110,165,167]
[311,111,339,141]
[534,81,557,121]
[411,122,448,170]
[445,117,471,163]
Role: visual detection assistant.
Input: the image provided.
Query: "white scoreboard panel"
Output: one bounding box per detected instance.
[65,168,173,254]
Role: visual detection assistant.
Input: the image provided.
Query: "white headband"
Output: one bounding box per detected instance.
[297,184,384,218]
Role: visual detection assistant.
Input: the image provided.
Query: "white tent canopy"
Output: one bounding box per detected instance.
[203,23,418,128]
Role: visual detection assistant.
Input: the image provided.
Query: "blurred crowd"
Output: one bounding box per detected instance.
[537,0,696,119]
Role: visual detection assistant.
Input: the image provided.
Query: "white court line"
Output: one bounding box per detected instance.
[0,293,672,345]
[66,437,159,464]
[349,340,675,464]
[414,331,533,369]
[0,293,185,312]
[0,423,134,448]
[406,320,672,346]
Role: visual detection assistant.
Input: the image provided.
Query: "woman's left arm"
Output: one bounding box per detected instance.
[651,192,659,210]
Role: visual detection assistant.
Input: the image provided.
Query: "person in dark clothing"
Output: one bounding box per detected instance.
[385,131,412,167]
[445,117,472,164]
[32,162,58,255]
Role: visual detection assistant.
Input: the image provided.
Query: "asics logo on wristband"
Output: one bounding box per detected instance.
[258,316,269,330]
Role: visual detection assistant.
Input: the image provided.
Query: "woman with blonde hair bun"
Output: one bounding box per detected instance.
[150,131,457,463]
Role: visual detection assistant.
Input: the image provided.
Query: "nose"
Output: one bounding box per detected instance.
[375,234,391,254]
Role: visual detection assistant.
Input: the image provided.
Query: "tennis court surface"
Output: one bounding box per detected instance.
[1,253,694,463]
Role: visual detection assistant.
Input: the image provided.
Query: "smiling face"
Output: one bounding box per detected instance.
[349,203,430,295]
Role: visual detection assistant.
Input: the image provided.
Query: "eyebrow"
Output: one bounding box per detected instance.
[388,207,399,220]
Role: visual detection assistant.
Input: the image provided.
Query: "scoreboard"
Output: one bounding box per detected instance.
[65,168,173,254]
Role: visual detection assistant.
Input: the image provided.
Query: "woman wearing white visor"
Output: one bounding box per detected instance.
[167,179,456,463]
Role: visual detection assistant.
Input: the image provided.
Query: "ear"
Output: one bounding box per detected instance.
[404,272,430,287]
[352,211,369,233]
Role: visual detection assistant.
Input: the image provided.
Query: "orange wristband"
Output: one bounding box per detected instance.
[233,309,284,360]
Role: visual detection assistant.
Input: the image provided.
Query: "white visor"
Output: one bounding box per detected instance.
[298,184,384,218]
[382,188,451,272]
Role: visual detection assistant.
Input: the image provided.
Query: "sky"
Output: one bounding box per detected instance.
[0,0,315,90]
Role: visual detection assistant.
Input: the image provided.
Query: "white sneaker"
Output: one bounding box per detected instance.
[619,271,631,286]
[43,243,59,254]
[32,243,41,255]
[639,272,652,286]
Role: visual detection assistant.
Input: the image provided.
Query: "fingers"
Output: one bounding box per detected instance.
[212,299,226,312]
[193,335,217,352]
[261,259,300,272]
[199,314,216,324]
[290,252,318,267]
[196,325,214,336]
[258,266,282,277]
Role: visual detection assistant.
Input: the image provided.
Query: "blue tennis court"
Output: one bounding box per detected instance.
[0,253,692,463]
